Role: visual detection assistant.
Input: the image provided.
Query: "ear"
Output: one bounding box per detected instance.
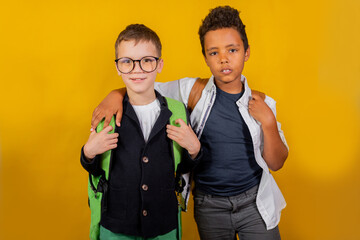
[244,46,250,62]
[156,58,164,73]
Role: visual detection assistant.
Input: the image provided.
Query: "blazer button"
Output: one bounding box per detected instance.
[142,210,148,216]
[142,184,148,191]
[142,156,149,163]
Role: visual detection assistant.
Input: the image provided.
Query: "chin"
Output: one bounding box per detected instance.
[214,76,235,83]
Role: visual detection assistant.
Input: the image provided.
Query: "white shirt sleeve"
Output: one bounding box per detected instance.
[154,77,197,107]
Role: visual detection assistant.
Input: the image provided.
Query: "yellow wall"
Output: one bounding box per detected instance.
[0,0,359,239]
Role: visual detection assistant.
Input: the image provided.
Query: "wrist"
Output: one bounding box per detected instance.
[84,144,96,160]
[260,115,276,129]
[188,141,200,159]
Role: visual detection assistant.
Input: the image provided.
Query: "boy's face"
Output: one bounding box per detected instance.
[203,28,250,88]
[116,40,163,96]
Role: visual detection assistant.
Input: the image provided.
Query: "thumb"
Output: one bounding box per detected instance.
[89,129,97,136]
[175,118,186,128]
[115,109,123,127]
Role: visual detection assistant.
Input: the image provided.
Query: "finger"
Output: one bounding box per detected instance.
[110,143,118,149]
[248,101,253,108]
[103,115,111,128]
[106,133,119,140]
[167,133,178,142]
[251,93,264,102]
[111,133,119,138]
[92,107,99,120]
[115,109,123,127]
[166,128,178,136]
[108,138,118,144]
[107,143,118,151]
[91,111,102,130]
[167,125,185,135]
[174,118,186,128]
[166,124,180,131]
[102,125,113,134]
[89,130,96,136]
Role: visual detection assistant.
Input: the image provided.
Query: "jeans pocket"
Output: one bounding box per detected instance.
[194,191,209,208]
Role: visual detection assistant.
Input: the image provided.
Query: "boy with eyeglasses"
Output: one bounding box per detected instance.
[90,6,289,240]
[81,24,201,240]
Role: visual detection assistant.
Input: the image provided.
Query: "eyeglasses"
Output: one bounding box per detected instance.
[115,56,160,74]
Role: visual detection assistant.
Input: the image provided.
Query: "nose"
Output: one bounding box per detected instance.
[219,52,229,64]
[132,60,143,73]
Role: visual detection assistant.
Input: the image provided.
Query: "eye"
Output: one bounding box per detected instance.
[120,58,132,64]
[209,52,217,56]
[229,48,238,53]
[142,57,156,63]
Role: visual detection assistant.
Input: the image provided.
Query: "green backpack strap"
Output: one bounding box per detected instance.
[165,97,188,240]
[88,116,115,240]
[165,97,187,172]
[96,118,116,179]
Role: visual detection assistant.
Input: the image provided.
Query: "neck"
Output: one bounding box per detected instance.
[127,89,156,106]
[214,78,244,94]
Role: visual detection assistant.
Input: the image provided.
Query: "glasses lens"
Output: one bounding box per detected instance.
[117,58,133,73]
[140,57,158,72]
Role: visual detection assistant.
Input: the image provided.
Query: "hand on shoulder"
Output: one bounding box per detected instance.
[248,93,276,127]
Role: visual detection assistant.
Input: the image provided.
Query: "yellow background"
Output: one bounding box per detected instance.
[1,0,359,239]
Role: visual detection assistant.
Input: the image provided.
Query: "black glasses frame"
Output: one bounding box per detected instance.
[115,56,160,74]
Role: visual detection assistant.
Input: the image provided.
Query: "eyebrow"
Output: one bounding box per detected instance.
[206,44,241,52]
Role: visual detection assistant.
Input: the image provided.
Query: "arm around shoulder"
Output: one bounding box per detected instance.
[91,88,126,129]
[155,77,197,105]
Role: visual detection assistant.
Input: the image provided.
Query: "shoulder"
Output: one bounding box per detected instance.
[178,77,198,91]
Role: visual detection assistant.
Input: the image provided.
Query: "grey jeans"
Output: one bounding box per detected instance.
[193,185,281,240]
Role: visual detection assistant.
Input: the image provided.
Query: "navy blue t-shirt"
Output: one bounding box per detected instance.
[194,86,262,196]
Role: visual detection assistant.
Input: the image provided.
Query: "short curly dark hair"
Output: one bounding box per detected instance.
[198,6,249,56]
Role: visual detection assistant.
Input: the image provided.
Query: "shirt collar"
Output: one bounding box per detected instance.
[207,74,252,107]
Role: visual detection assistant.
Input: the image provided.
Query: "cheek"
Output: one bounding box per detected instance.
[121,76,130,84]
[206,59,218,70]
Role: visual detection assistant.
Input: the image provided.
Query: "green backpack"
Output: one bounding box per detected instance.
[87,97,188,240]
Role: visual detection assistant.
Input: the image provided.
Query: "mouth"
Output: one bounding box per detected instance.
[221,69,232,74]
[129,77,146,82]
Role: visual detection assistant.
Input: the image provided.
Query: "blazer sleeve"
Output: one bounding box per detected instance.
[80,146,104,176]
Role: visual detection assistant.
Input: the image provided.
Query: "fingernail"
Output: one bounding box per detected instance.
[90,128,93,132]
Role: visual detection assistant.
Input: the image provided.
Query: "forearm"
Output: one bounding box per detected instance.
[261,120,288,171]
[110,88,126,100]
[154,80,182,101]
